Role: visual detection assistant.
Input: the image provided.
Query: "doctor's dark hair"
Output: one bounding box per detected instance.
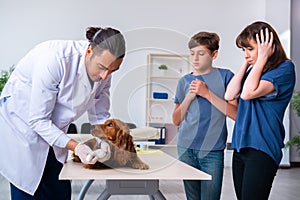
[86,27,126,59]
[188,31,220,55]
[236,21,288,71]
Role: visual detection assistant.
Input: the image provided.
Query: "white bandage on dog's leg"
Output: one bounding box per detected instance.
[95,137,103,147]
[93,138,111,162]
[86,154,94,162]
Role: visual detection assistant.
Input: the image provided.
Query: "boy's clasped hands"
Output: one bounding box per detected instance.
[189,79,210,99]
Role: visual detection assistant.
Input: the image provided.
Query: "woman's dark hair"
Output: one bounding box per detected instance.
[236,21,288,71]
[86,27,126,59]
[188,32,220,54]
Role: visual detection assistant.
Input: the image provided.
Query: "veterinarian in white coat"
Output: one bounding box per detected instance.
[0,27,125,200]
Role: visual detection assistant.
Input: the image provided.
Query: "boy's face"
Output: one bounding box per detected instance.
[189,45,217,74]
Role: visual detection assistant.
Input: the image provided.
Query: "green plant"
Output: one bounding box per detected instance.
[286,135,300,152]
[0,65,14,95]
[285,92,300,152]
[291,92,300,116]
[158,64,168,70]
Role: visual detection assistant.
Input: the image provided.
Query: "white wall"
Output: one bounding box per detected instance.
[0,0,267,72]
[0,0,291,130]
[265,0,291,167]
[290,0,300,162]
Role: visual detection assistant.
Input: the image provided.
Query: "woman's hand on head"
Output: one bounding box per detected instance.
[256,28,275,61]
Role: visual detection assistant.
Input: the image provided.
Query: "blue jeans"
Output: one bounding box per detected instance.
[178,146,224,200]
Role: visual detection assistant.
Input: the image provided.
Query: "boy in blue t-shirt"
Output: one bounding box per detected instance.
[173,31,237,200]
[225,21,295,199]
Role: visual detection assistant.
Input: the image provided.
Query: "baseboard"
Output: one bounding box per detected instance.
[278,164,291,169]
[291,162,300,167]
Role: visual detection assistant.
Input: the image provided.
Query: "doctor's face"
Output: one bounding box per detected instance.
[85,47,123,82]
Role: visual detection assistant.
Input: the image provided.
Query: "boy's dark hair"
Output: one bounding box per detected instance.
[188,32,220,54]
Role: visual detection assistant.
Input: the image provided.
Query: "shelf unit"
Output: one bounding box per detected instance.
[146,53,192,128]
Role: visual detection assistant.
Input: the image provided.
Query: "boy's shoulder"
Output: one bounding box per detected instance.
[215,67,234,76]
[181,72,193,79]
[177,73,194,84]
[215,67,232,73]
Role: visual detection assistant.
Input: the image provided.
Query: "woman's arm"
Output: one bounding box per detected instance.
[241,29,275,100]
[224,60,249,101]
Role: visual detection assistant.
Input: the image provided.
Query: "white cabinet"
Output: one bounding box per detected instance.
[146,53,192,128]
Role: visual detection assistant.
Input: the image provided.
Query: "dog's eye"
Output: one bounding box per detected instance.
[107,123,113,127]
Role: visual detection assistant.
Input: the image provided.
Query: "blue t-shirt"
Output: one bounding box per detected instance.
[174,68,234,151]
[231,60,296,165]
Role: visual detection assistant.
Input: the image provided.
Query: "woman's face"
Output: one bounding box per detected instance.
[189,45,216,74]
[242,39,258,66]
[85,46,123,82]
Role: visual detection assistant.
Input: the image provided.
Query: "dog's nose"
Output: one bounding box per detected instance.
[90,125,95,130]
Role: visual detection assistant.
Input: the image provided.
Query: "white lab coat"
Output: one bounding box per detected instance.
[0,40,111,195]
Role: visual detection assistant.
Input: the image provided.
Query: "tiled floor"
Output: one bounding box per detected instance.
[1,167,300,200]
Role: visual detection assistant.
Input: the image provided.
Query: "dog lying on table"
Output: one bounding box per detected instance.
[73,119,149,170]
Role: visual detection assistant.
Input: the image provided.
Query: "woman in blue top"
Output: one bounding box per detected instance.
[173,31,237,200]
[225,21,296,199]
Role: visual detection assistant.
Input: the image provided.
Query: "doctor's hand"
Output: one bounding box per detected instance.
[74,143,98,164]
[94,139,111,162]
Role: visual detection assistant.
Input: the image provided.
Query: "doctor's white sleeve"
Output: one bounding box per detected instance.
[27,53,70,147]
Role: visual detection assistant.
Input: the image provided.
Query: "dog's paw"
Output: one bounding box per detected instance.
[72,153,81,163]
[132,162,149,170]
[83,164,95,169]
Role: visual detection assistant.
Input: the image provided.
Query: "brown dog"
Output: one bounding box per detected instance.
[73,119,149,170]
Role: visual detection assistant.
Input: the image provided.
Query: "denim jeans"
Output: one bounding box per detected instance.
[177,146,224,200]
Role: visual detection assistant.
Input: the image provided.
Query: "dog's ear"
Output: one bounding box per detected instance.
[125,133,136,153]
[115,130,136,153]
[115,129,126,147]
[114,119,130,134]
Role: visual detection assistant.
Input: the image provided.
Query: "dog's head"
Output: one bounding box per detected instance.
[91,119,133,148]
[78,119,149,170]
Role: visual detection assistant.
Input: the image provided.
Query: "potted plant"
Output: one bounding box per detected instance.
[0,65,14,95]
[158,64,168,70]
[158,64,168,76]
[285,92,300,152]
